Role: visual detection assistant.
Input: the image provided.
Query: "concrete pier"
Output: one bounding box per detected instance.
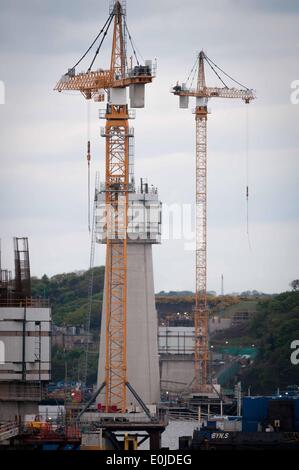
[96,183,161,407]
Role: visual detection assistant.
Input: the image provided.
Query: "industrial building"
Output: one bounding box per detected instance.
[0,238,51,421]
[242,395,299,432]
[158,323,225,395]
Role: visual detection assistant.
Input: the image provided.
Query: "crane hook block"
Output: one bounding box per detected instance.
[87,140,91,163]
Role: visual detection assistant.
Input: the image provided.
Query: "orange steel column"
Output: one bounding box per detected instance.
[104,104,129,412]
[194,105,209,388]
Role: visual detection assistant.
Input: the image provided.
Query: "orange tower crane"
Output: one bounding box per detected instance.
[55,0,155,412]
[172,51,255,392]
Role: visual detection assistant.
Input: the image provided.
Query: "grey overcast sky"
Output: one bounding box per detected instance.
[0,0,298,294]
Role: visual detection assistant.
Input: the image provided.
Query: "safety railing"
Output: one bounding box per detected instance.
[99,109,136,120]
[0,422,20,442]
[0,297,49,308]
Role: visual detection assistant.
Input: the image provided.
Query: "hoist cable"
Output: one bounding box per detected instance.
[245,104,252,251]
[204,53,250,90]
[87,101,91,233]
[124,17,140,66]
[124,14,145,64]
[204,55,228,88]
[72,13,114,70]
[83,173,99,387]
[88,13,114,72]
[88,160,91,233]
[185,56,198,86]
[190,61,199,90]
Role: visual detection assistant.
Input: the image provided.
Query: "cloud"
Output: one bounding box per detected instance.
[0,0,298,293]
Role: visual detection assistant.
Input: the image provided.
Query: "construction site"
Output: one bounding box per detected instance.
[1,0,298,453]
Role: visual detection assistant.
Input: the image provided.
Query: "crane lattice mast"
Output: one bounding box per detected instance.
[172,51,255,392]
[103,0,128,414]
[55,0,155,411]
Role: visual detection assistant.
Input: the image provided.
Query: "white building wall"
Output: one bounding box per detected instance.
[159,322,231,393]
[159,318,233,355]
[0,307,51,382]
[159,327,194,355]
[160,358,194,393]
[97,243,160,406]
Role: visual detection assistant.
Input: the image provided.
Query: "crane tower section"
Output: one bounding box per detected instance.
[55,0,155,412]
[172,51,255,393]
[195,102,208,387]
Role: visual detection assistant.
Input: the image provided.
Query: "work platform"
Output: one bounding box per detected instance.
[80,413,167,450]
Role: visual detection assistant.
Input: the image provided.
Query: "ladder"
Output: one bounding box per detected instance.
[34,321,42,381]
[83,173,100,388]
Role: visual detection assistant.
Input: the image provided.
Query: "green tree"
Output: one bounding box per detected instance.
[290,279,299,291]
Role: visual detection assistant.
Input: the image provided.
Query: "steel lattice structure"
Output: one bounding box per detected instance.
[172,50,255,391]
[55,1,154,411]
[194,108,208,386]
